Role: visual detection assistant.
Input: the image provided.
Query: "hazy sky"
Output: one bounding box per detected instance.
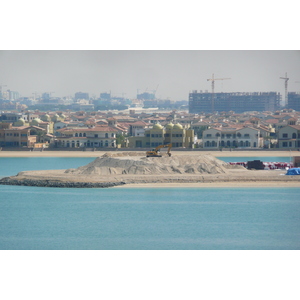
[1,50,299,101]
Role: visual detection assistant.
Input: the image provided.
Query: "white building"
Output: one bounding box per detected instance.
[202,126,262,149]
[55,126,118,148]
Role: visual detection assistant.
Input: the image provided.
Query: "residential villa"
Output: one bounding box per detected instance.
[54,125,119,148]
[128,122,195,148]
[0,122,46,148]
[277,125,300,148]
[202,126,262,149]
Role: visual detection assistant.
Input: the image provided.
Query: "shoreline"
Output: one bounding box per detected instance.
[1,169,299,189]
[116,181,300,188]
[0,150,298,158]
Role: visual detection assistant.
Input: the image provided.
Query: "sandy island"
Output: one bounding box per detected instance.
[0,150,299,188]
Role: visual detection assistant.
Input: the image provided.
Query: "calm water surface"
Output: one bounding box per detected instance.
[0,157,299,250]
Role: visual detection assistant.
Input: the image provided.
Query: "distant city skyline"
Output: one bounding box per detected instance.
[1,50,300,104]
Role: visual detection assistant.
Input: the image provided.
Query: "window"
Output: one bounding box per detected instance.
[206,134,211,138]
[244,134,250,138]
[283,133,288,138]
[282,142,288,147]
[95,134,98,138]
[292,133,296,139]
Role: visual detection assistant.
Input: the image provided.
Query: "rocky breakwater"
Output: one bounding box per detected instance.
[0,176,125,188]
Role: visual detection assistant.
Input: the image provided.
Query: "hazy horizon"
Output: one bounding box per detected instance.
[1,50,299,103]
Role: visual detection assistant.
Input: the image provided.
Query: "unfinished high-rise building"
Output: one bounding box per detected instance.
[189,91,281,114]
[287,92,300,111]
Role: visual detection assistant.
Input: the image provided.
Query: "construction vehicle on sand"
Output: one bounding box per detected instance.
[146,144,172,157]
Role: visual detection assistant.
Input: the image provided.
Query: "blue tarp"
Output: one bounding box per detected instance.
[286,168,300,175]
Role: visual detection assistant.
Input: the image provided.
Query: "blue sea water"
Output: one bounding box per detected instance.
[0,156,299,250]
[0,157,95,178]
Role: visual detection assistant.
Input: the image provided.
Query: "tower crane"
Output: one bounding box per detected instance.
[280,72,289,106]
[207,74,231,113]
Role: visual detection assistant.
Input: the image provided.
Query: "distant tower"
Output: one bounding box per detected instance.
[280,72,289,106]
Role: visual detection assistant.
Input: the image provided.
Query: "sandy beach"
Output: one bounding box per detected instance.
[0,149,298,158]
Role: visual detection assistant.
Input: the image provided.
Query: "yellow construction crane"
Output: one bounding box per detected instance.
[207,74,231,113]
[280,72,289,106]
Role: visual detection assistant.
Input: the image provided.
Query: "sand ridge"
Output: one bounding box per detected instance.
[64,153,242,176]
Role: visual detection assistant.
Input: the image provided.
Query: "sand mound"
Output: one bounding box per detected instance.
[102,152,144,157]
[65,154,241,176]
